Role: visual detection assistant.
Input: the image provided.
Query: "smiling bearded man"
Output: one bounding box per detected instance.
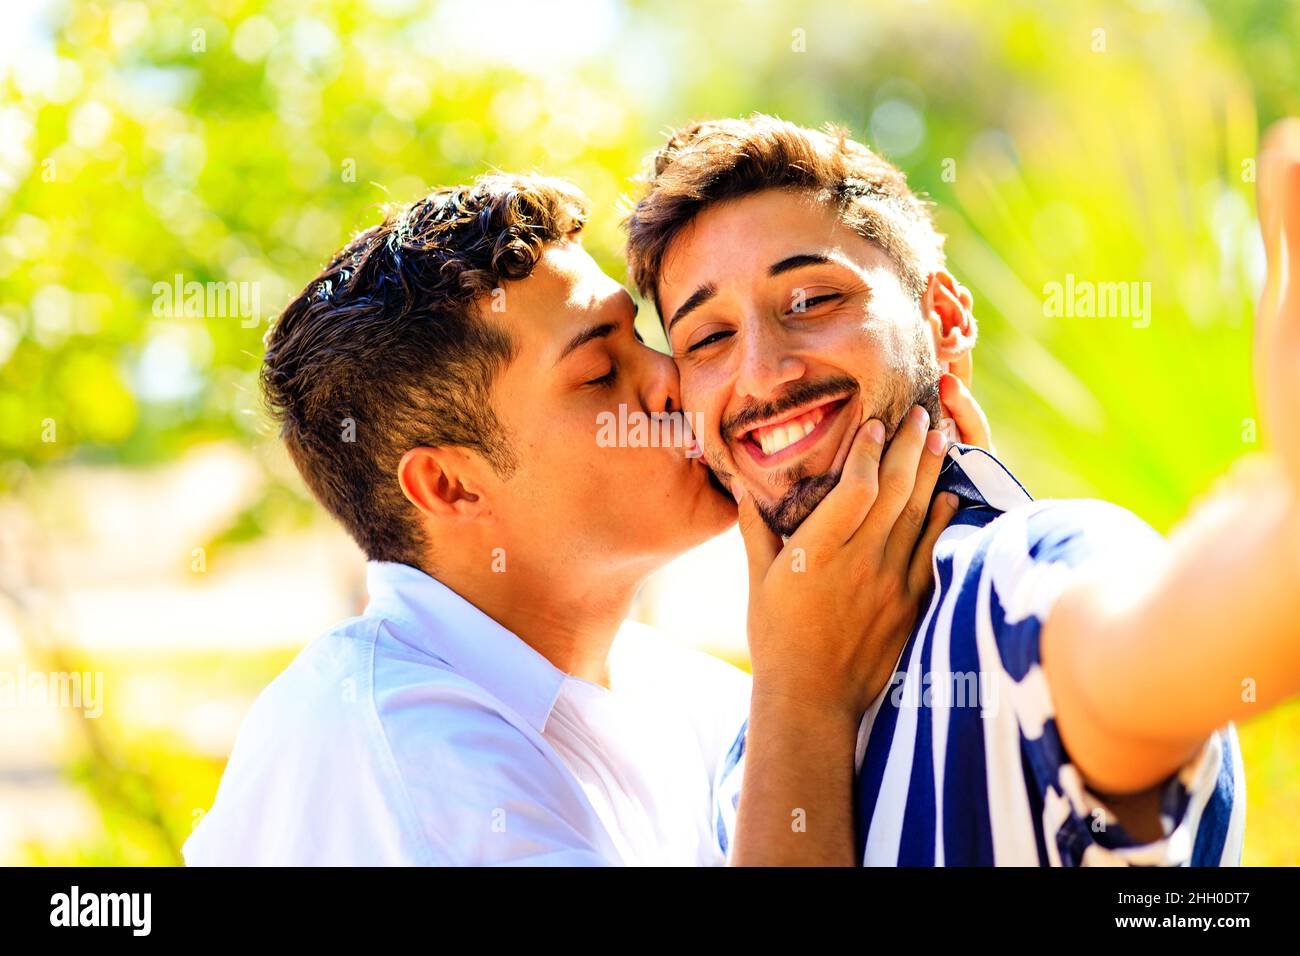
[625,114,1300,866]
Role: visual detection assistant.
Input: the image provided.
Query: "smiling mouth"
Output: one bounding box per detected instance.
[736,396,850,463]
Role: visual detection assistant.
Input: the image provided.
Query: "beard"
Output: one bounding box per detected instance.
[753,345,943,538]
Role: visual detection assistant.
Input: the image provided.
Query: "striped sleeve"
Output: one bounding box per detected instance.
[711,497,1246,866]
[981,499,1245,866]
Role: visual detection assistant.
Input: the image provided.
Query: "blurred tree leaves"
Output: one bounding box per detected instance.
[0,0,1292,532]
[2,0,1298,867]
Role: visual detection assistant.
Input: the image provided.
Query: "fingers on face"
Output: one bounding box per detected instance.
[789,417,885,555]
[856,405,931,547]
[939,373,991,450]
[875,410,951,567]
[732,483,781,584]
[744,406,954,580]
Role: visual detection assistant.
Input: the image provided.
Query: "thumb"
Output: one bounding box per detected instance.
[732,482,781,586]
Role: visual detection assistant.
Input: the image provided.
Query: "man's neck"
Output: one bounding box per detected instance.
[428,554,645,688]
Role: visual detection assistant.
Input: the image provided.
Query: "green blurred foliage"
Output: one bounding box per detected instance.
[3,0,1297,521]
[12,647,298,866]
[2,0,1298,864]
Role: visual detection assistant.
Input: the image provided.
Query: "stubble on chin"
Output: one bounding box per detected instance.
[756,471,840,537]
[754,366,943,538]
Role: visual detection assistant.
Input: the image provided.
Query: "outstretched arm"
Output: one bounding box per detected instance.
[1043,119,1300,796]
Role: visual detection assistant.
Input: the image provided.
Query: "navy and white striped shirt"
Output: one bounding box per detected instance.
[714,445,1245,866]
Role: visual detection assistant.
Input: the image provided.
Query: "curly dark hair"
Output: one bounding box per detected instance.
[624,114,945,318]
[262,173,588,568]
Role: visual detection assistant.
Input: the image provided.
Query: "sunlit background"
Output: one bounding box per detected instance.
[1,0,1297,865]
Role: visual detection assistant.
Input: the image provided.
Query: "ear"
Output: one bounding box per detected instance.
[921,270,978,384]
[397,446,493,524]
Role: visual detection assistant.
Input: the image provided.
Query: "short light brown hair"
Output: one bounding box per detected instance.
[624,114,945,316]
[262,173,587,567]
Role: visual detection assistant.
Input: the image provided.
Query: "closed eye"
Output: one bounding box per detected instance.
[585,367,617,388]
[686,330,733,353]
[788,293,842,314]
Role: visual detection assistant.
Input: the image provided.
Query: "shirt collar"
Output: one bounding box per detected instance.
[359,445,1026,735]
[937,443,1034,513]
[363,561,567,733]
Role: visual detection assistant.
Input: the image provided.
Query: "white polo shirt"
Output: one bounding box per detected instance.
[184,561,752,866]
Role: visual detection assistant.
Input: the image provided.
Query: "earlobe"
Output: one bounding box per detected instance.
[398,447,487,522]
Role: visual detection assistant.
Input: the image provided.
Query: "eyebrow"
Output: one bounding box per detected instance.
[666,283,717,335]
[665,254,839,335]
[556,289,641,362]
[557,321,617,363]
[769,253,833,277]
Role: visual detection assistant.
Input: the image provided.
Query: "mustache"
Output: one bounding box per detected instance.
[719,375,859,441]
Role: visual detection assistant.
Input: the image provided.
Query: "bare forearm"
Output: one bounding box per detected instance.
[729,692,859,866]
[1045,474,1300,793]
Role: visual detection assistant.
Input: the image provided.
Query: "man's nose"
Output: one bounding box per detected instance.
[642,347,683,416]
[734,318,805,401]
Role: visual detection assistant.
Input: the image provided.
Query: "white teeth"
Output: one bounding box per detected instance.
[765,423,804,455]
[750,403,831,457]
